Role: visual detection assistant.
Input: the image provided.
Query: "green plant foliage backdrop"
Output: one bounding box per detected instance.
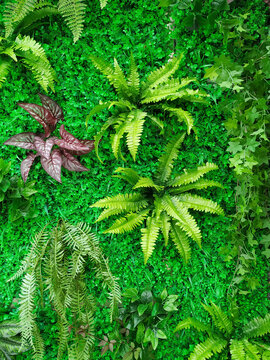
[0,0,269,359]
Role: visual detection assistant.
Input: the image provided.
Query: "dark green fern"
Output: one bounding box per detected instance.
[0,318,29,359]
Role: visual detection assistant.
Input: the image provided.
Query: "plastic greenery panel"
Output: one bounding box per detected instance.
[174,301,270,360]
[8,221,121,360]
[0,318,29,359]
[88,53,209,161]
[0,159,37,222]
[4,94,94,183]
[92,133,224,264]
[99,287,178,359]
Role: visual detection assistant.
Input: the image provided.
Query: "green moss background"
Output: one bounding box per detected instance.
[0,0,269,359]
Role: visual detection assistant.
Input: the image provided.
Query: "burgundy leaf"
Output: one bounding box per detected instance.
[21,153,38,182]
[38,94,64,121]
[34,136,56,159]
[40,149,62,183]
[101,345,109,356]
[61,150,89,172]
[68,139,95,155]
[55,125,90,152]
[4,132,37,149]
[109,343,114,352]
[18,103,57,137]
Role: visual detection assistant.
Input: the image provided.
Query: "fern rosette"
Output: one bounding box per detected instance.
[92,133,224,264]
[174,302,270,360]
[87,53,209,161]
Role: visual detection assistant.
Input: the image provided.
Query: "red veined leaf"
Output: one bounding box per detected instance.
[55,125,90,152]
[61,150,89,172]
[68,139,95,155]
[38,93,64,121]
[34,136,56,159]
[21,153,38,182]
[18,103,57,137]
[4,132,37,149]
[40,149,62,183]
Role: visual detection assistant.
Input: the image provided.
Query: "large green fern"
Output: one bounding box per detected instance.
[8,221,121,360]
[174,302,270,360]
[0,318,29,359]
[91,133,223,264]
[87,53,209,162]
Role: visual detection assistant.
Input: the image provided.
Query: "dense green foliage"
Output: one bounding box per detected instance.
[0,318,28,358]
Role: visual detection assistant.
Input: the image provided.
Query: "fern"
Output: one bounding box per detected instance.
[92,135,223,263]
[230,340,245,360]
[0,58,12,88]
[189,337,227,360]
[88,54,207,161]
[243,314,270,338]
[0,319,28,358]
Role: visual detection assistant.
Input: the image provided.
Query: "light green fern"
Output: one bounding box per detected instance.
[0,318,29,359]
[91,133,223,263]
[87,53,208,162]
[175,302,270,360]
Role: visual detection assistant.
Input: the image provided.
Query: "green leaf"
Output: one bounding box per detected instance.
[137,304,148,317]
[156,329,167,339]
[136,323,145,344]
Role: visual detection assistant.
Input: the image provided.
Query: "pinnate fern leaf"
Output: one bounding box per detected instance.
[58,0,86,43]
[176,194,224,215]
[91,193,148,212]
[141,216,160,264]
[127,53,140,98]
[99,0,108,8]
[126,110,147,161]
[17,6,59,33]
[164,105,194,134]
[94,116,119,162]
[230,340,245,360]
[90,55,114,78]
[157,133,185,183]
[189,337,227,360]
[243,314,270,338]
[4,0,36,37]
[0,58,12,88]
[113,167,140,186]
[104,209,149,234]
[95,208,126,222]
[142,78,181,103]
[170,179,223,194]
[111,121,128,159]
[133,177,164,192]
[170,222,191,263]
[174,317,212,333]
[160,212,171,246]
[202,303,233,335]
[243,340,261,360]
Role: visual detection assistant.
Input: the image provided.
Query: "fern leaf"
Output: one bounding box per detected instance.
[243,314,270,338]
[176,194,224,215]
[17,6,59,33]
[157,133,185,184]
[99,0,108,8]
[112,58,130,98]
[127,53,140,99]
[169,163,219,187]
[167,88,210,103]
[230,340,245,360]
[91,193,148,212]
[126,110,147,161]
[179,77,198,88]
[86,102,111,126]
[161,195,202,246]
[58,0,86,43]
[111,121,128,159]
[141,216,160,264]
[141,78,181,103]
[90,54,114,78]
[14,35,47,59]
[95,208,126,222]
[94,116,119,162]
[202,303,233,335]
[4,0,36,38]
[142,53,183,90]
[170,179,223,194]
[243,340,261,360]
[160,212,171,246]
[189,337,227,360]
[0,58,12,88]
[57,319,69,360]
[170,222,191,263]
[148,115,164,130]
[32,323,45,360]
[174,317,212,333]
[163,105,194,134]
[103,209,149,234]
[133,177,164,192]
[113,167,140,186]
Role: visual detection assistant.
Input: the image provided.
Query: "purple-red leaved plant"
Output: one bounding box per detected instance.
[4,94,94,183]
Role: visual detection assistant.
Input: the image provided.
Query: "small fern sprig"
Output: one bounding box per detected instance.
[87,53,209,162]
[92,133,224,264]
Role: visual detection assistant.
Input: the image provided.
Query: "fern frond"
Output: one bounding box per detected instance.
[133,177,164,192]
[113,167,140,186]
[170,222,191,263]
[14,35,47,59]
[127,53,140,99]
[169,163,219,187]
[142,53,183,90]
[0,58,12,88]
[163,105,194,134]
[103,209,149,234]
[85,102,111,126]
[90,54,114,78]
[160,212,171,246]
[17,6,59,33]
[148,115,164,130]
[94,115,119,162]
[167,88,210,103]
[161,195,202,246]
[202,303,233,335]
[170,179,223,194]
[243,314,270,338]
[58,0,86,43]
[3,0,36,38]
[230,340,245,360]
[32,323,44,360]
[174,317,212,333]
[95,208,126,222]
[99,0,108,8]
[157,133,185,184]
[57,319,69,360]
[141,78,181,103]
[111,121,128,159]
[141,216,160,264]
[91,193,148,212]
[126,110,147,161]
[176,194,224,215]
[243,340,260,360]
[189,337,227,360]
[111,58,129,98]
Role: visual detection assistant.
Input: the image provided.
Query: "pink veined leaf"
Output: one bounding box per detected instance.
[38,93,64,121]
[21,153,38,182]
[34,136,56,159]
[68,139,95,155]
[40,148,63,183]
[18,103,57,137]
[55,125,90,152]
[61,150,89,172]
[4,132,37,149]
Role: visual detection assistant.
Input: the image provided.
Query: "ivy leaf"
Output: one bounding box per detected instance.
[40,149,62,183]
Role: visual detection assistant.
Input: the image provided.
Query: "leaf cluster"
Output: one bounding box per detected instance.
[0,318,29,359]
